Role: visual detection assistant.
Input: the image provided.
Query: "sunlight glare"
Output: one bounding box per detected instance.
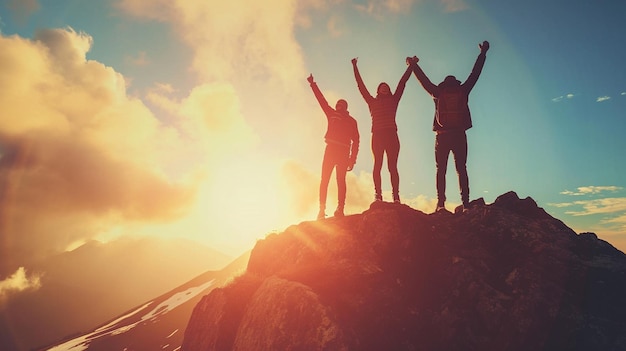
[201,158,291,244]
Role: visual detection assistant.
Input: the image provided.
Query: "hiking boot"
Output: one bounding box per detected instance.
[375,193,383,202]
[436,200,446,212]
[462,202,470,213]
[393,193,401,204]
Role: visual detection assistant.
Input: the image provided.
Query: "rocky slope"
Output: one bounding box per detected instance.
[182,191,626,351]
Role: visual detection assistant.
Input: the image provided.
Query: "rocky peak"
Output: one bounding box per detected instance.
[182,191,626,351]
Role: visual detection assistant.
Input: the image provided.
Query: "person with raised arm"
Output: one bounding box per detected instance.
[307,73,360,219]
[352,57,416,204]
[408,41,490,212]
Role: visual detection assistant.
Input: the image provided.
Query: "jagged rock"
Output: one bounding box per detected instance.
[182,191,626,351]
[232,276,347,351]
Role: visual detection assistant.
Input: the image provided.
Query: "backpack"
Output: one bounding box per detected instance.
[435,87,467,129]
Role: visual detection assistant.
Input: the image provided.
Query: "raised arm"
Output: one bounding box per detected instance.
[352,58,374,102]
[462,41,489,92]
[409,56,438,97]
[307,73,333,116]
[393,59,416,97]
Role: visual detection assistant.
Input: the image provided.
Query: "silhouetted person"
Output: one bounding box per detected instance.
[409,41,490,212]
[308,73,360,220]
[352,57,415,203]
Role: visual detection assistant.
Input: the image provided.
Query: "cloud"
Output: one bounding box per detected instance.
[621,92,626,96]
[117,0,306,86]
[596,96,611,102]
[116,0,320,159]
[0,27,213,273]
[560,186,623,196]
[560,198,626,217]
[551,93,575,102]
[0,267,42,305]
[550,187,626,250]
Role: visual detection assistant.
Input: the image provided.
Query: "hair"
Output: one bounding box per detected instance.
[377,82,391,95]
[336,99,348,112]
[439,75,461,87]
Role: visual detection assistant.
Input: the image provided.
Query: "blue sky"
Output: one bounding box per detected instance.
[0,0,625,288]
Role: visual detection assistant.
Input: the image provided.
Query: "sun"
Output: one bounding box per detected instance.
[198,158,293,245]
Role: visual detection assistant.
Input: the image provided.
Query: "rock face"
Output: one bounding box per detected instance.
[182,191,626,351]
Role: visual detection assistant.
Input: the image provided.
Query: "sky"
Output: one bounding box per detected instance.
[0,0,625,301]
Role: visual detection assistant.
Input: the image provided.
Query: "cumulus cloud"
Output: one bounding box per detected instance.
[0,267,42,305]
[596,96,611,102]
[0,28,210,273]
[560,186,623,196]
[116,0,320,160]
[117,0,306,87]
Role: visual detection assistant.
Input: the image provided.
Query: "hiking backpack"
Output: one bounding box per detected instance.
[435,87,467,129]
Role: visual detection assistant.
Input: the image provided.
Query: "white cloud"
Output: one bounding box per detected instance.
[0,267,42,304]
[560,186,622,196]
[596,96,611,102]
[563,198,626,217]
[551,93,575,102]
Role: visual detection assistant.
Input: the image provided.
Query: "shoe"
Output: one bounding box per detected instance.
[462,202,470,213]
[436,200,445,212]
[317,209,326,220]
[375,193,383,202]
[393,194,401,204]
[334,207,344,217]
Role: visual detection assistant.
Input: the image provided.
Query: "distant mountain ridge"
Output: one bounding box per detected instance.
[1,236,234,351]
[43,251,250,351]
[182,191,626,351]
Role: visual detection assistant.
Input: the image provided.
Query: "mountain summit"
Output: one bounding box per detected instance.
[182,191,626,351]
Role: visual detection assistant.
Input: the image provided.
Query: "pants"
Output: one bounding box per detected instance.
[320,143,350,210]
[372,130,400,196]
[435,130,469,205]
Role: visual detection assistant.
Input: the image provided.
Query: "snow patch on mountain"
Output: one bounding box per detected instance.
[48,279,215,351]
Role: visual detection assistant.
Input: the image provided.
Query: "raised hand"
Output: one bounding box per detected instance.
[351,57,358,65]
[307,73,314,84]
[479,40,490,53]
[405,56,418,65]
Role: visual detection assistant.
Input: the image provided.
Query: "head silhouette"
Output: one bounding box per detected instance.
[335,99,348,113]
[377,83,391,96]
[439,75,461,88]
